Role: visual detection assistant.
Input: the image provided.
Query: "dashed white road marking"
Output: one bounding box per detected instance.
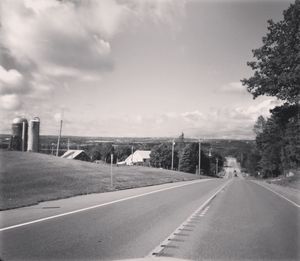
[0,179,211,232]
[147,180,232,257]
[251,181,300,208]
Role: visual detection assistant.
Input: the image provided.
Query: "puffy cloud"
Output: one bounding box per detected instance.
[94,97,280,139]
[0,94,22,110]
[0,66,25,95]
[220,81,247,94]
[0,0,186,114]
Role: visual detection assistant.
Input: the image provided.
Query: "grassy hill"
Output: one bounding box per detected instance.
[0,151,204,210]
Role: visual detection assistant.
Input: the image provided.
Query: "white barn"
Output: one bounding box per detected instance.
[118,150,151,166]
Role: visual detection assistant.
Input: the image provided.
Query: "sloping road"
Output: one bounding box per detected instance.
[1,169,299,260]
[157,179,300,260]
[0,178,227,260]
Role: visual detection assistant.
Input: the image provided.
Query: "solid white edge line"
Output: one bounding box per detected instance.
[146,179,232,257]
[250,180,300,208]
[0,179,211,232]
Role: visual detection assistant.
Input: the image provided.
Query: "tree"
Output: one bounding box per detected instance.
[179,143,196,173]
[241,1,300,104]
[255,104,299,177]
[150,143,178,169]
[178,143,212,175]
[253,115,266,136]
[114,145,132,162]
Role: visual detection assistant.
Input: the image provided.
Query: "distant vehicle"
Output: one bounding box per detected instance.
[234,170,238,177]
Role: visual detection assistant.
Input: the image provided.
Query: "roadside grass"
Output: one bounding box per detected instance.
[266,169,300,190]
[0,151,205,210]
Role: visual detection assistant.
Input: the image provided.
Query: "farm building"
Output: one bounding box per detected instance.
[118,150,151,166]
[61,150,90,162]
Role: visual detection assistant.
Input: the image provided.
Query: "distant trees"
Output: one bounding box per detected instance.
[88,143,132,163]
[150,141,224,176]
[178,143,197,173]
[241,1,300,177]
[150,143,178,169]
[178,143,222,175]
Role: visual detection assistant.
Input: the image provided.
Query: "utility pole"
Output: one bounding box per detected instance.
[216,157,219,176]
[56,110,64,157]
[131,145,134,165]
[110,153,114,188]
[56,119,63,156]
[22,121,26,151]
[67,138,70,150]
[171,139,175,170]
[198,139,201,175]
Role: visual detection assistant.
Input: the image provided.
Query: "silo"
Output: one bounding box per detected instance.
[27,117,40,152]
[10,117,28,151]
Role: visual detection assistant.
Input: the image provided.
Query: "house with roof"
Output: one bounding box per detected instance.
[61,150,90,162]
[117,150,151,166]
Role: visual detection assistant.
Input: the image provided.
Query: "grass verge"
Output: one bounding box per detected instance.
[0,151,206,210]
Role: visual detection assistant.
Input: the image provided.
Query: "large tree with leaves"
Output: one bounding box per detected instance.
[150,143,178,169]
[241,0,300,104]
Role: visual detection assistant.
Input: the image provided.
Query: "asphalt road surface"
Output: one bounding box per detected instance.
[1,161,299,260]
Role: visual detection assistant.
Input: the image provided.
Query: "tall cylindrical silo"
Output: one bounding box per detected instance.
[27,117,40,152]
[10,117,28,151]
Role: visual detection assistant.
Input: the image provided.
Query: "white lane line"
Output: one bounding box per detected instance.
[251,181,300,208]
[147,179,232,257]
[0,179,211,232]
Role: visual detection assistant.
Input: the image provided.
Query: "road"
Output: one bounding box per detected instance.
[1,160,299,260]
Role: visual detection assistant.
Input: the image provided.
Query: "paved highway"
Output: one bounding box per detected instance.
[0,179,227,260]
[1,159,299,260]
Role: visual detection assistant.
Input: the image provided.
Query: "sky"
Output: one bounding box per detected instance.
[0,0,293,139]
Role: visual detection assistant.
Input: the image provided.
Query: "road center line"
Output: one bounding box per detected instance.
[147,179,232,257]
[251,181,300,208]
[0,179,211,232]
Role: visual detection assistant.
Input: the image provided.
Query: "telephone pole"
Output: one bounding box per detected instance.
[56,119,63,156]
[171,139,175,170]
[56,110,64,157]
[198,139,201,175]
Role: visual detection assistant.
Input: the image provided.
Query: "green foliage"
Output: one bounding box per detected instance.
[253,116,267,136]
[114,146,132,161]
[178,143,213,175]
[242,149,261,176]
[241,1,300,177]
[87,143,114,163]
[255,104,300,177]
[179,143,197,173]
[242,1,300,103]
[150,143,178,169]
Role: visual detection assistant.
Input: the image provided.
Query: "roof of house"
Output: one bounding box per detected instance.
[124,150,151,164]
[61,150,87,159]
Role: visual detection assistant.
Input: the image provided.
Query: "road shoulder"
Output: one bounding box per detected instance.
[251,180,300,207]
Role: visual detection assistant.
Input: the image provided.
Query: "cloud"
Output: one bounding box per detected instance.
[0,66,25,95]
[220,81,247,94]
[94,97,281,139]
[0,94,22,110]
[0,0,186,115]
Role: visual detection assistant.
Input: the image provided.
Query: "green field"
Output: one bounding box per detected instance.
[0,151,204,210]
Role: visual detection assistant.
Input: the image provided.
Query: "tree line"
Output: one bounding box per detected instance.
[150,139,223,176]
[241,1,300,178]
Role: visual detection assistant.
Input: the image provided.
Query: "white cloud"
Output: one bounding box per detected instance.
[0,66,25,94]
[220,81,247,94]
[0,0,186,114]
[0,94,22,110]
